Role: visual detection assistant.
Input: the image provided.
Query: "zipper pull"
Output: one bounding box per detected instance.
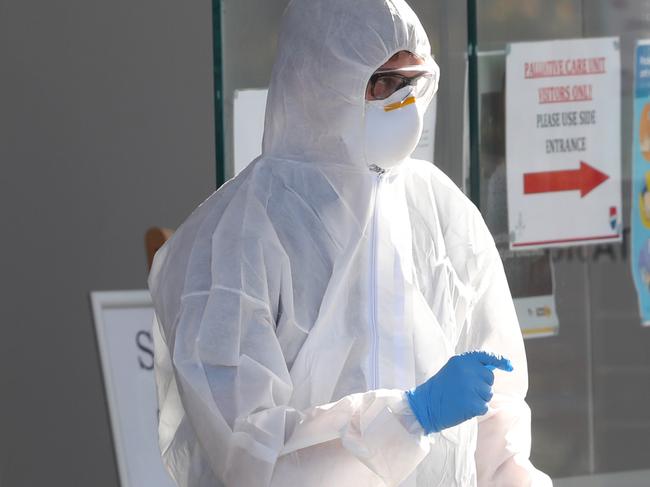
[368,164,385,175]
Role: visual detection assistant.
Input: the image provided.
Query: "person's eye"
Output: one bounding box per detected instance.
[375,76,402,97]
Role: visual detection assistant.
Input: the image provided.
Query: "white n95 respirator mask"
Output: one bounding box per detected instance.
[363,86,425,170]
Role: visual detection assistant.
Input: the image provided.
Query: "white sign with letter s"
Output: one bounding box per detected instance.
[91,290,175,487]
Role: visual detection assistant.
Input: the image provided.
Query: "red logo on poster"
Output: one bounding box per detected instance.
[610,206,618,230]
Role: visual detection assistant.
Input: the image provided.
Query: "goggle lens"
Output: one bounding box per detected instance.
[369,63,439,101]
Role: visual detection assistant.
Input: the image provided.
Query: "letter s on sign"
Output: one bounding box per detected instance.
[136,330,154,370]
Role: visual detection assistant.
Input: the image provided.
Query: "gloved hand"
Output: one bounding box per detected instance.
[405,351,513,434]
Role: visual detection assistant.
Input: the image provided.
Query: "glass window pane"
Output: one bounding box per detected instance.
[473,0,650,480]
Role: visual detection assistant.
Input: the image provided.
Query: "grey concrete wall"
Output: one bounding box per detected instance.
[0,1,216,485]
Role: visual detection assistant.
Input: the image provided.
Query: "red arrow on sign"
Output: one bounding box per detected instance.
[523,161,609,198]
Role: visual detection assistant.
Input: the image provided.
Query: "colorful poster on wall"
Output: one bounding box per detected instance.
[506,37,622,250]
[631,40,650,327]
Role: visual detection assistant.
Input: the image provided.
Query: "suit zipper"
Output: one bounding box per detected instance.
[369,164,384,389]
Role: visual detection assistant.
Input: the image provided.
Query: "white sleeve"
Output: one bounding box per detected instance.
[459,238,552,487]
[152,270,429,487]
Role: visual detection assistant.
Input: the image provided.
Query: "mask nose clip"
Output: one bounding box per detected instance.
[384,95,416,112]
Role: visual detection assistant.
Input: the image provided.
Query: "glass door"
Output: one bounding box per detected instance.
[468,1,650,483]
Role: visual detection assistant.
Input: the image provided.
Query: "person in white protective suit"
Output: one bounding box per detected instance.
[148,0,553,485]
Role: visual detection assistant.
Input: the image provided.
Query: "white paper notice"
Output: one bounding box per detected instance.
[233,89,268,176]
[411,95,437,163]
[514,295,559,339]
[91,291,176,487]
[506,37,622,250]
[233,89,436,176]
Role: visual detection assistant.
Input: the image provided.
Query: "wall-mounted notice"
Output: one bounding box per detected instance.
[91,290,176,487]
[233,89,268,176]
[499,246,560,339]
[233,89,437,176]
[506,37,622,250]
[411,95,437,163]
[631,40,650,327]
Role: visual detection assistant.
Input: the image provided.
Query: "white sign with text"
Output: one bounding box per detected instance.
[91,290,174,487]
[506,37,622,250]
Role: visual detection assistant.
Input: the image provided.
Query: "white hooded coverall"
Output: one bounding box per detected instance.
[148,0,553,485]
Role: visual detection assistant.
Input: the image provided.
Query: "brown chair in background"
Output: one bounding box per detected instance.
[145,227,174,271]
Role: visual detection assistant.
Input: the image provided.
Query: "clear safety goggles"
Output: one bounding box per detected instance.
[367,62,439,101]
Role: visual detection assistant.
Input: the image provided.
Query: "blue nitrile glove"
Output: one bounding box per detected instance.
[405,351,513,434]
